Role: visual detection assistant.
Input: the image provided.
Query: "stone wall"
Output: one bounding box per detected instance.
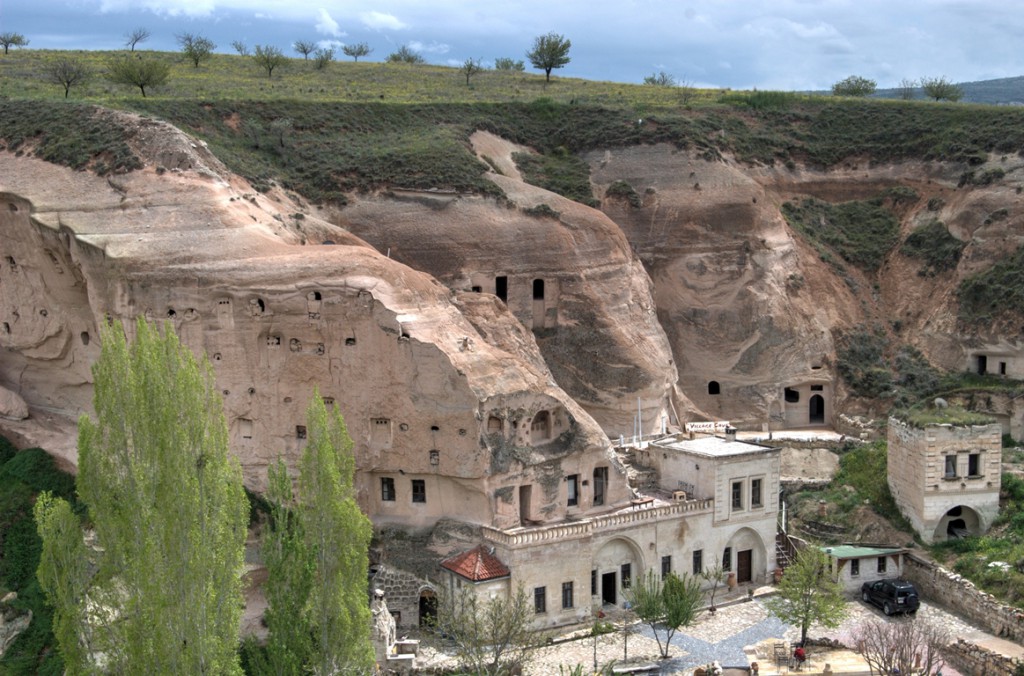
[902,553,1024,643]
[371,564,433,630]
[943,638,1021,676]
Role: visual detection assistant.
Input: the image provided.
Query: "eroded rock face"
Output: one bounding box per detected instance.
[587,144,1024,427]
[0,112,631,531]
[333,132,694,440]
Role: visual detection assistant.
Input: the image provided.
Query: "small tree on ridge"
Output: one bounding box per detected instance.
[124,27,151,51]
[253,44,286,78]
[832,75,877,97]
[343,42,372,61]
[294,40,315,60]
[45,57,90,98]
[106,56,170,97]
[526,32,571,82]
[0,32,29,54]
[177,32,216,68]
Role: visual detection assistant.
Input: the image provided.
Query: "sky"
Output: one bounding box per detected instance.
[1,0,1022,90]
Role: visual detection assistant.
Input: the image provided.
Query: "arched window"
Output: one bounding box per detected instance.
[708,381,721,395]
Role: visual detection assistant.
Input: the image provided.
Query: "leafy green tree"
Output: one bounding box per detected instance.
[34,492,91,675]
[921,76,964,102]
[700,557,726,610]
[626,570,702,658]
[293,40,315,60]
[832,75,877,97]
[253,45,286,78]
[386,45,425,64]
[526,32,571,82]
[764,547,847,645]
[106,56,170,96]
[434,584,534,675]
[300,394,375,675]
[494,57,525,71]
[44,58,90,98]
[313,48,334,70]
[342,42,372,61]
[0,32,29,54]
[460,58,482,85]
[257,460,314,675]
[68,318,248,674]
[177,32,216,68]
[643,71,676,86]
[124,27,150,52]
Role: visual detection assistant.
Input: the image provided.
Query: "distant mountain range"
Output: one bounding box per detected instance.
[874,75,1024,105]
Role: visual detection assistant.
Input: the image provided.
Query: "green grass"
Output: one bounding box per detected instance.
[901,219,965,275]
[894,406,997,428]
[958,244,1024,328]
[781,195,901,273]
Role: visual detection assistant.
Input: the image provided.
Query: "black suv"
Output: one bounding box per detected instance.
[860,579,920,616]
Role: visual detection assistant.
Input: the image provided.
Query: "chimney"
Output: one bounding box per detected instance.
[725,427,737,442]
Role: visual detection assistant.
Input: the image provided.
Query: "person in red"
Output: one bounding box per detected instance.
[793,646,807,671]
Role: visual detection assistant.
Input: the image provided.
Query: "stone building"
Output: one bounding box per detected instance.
[437,432,781,630]
[887,416,1002,543]
[822,545,908,592]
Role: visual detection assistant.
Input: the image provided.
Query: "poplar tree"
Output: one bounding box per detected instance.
[299,394,374,675]
[59,318,248,674]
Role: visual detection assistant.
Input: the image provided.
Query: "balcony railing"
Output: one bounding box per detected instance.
[480,498,713,547]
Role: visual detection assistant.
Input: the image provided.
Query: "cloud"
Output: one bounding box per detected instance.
[360,11,408,31]
[315,8,343,37]
[317,39,344,50]
[408,40,449,55]
[99,0,217,18]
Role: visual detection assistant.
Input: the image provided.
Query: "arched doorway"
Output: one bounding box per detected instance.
[593,537,643,607]
[934,505,981,541]
[724,527,768,585]
[809,395,825,424]
[418,588,437,627]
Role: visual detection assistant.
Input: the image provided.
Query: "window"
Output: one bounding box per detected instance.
[877,556,887,574]
[621,563,632,589]
[751,478,763,508]
[722,547,732,572]
[412,479,426,503]
[561,581,574,609]
[381,478,396,502]
[662,556,672,577]
[968,453,981,477]
[593,467,608,506]
[495,276,508,303]
[533,278,545,300]
[295,425,307,440]
[708,380,721,395]
[784,387,800,403]
[731,481,743,510]
[810,384,824,391]
[850,559,860,577]
[591,569,597,596]
[429,450,440,465]
[567,474,579,507]
[534,586,546,614]
[944,455,957,478]
[692,549,703,575]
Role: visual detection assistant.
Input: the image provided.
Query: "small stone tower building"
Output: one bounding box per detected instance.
[887,415,1001,543]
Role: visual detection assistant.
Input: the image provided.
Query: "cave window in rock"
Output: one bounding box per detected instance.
[784,387,800,403]
[322,396,334,406]
[412,479,426,503]
[251,298,266,316]
[5,256,15,268]
[267,335,281,347]
[567,474,579,507]
[371,418,392,446]
[345,337,356,346]
[471,286,482,293]
[308,291,322,301]
[708,381,721,395]
[593,467,608,506]
[167,308,176,318]
[533,278,545,300]
[381,477,395,501]
[296,425,307,440]
[429,450,439,466]
[976,354,988,375]
[239,419,253,440]
[531,411,551,441]
[1,322,8,334]
[487,416,503,433]
[809,394,825,424]
[1000,361,1007,376]
[290,338,302,352]
[495,276,508,303]
[811,384,824,391]
[80,331,90,346]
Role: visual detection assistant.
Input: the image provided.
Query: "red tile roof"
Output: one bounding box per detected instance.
[440,545,511,582]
